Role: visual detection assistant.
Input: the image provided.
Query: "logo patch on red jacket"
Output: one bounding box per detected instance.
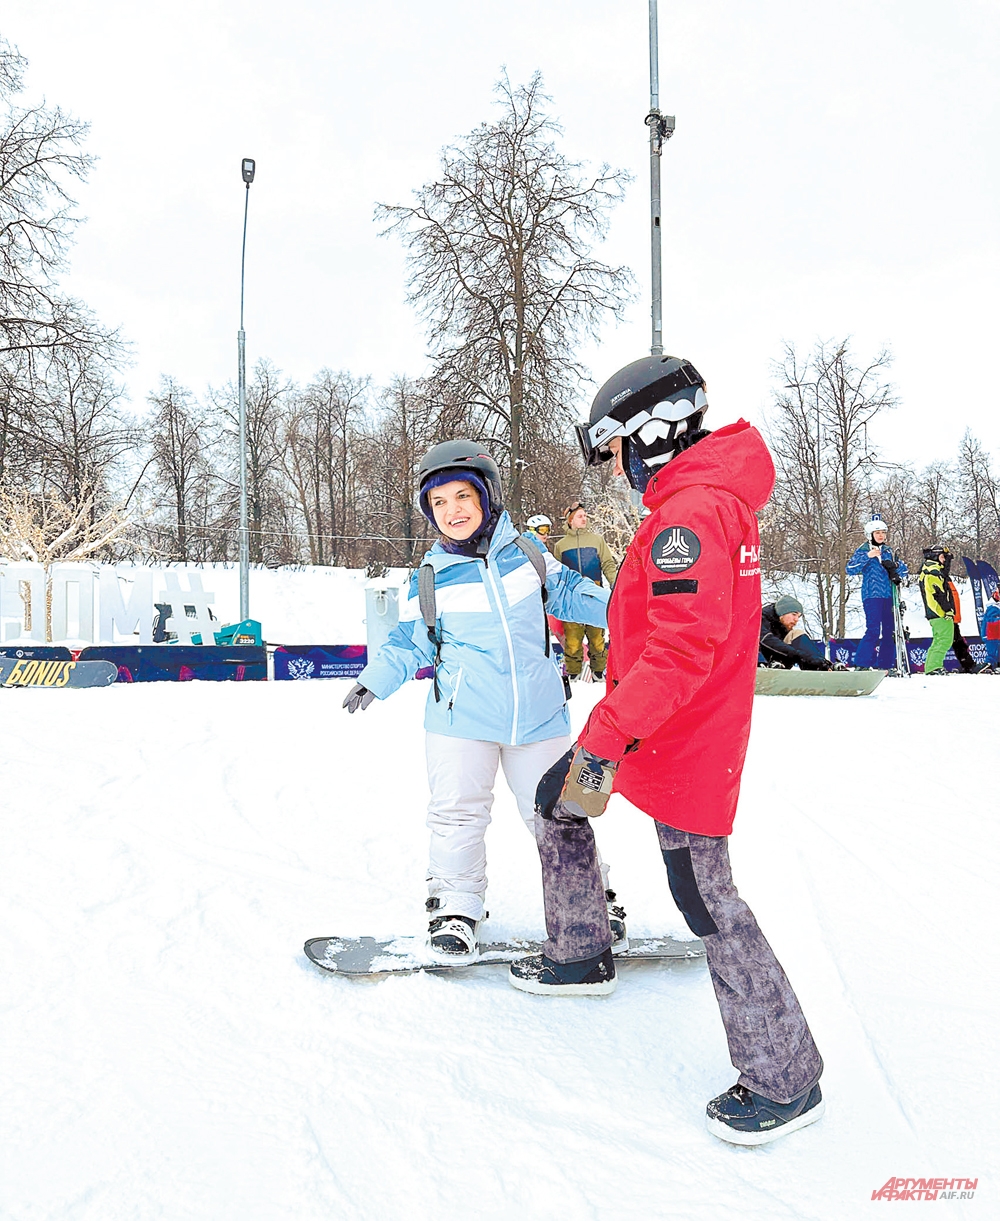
[651,527,701,573]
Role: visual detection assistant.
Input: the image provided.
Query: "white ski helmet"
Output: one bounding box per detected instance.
[864,514,889,541]
[526,514,552,530]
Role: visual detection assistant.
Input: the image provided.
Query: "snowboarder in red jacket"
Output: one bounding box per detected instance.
[508,355,824,1146]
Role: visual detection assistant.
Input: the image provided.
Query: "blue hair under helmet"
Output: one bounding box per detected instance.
[419,468,491,528]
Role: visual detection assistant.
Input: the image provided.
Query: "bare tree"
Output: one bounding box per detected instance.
[282,370,368,565]
[212,360,291,564]
[143,377,215,561]
[0,487,131,638]
[0,37,118,364]
[353,376,443,566]
[31,345,135,505]
[378,72,633,521]
[955,431,1000,566]
[764,339,896,636]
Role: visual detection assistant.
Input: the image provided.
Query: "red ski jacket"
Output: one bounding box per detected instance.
[580,420,775,836]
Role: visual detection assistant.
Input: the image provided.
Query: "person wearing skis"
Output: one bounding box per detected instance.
[553,503,619,680]
[918,546,957,674]
[981,587,1000,672]
[759,595,834,671]
[342,441,625,960]
[846,516,907,669]
[507,356,825,1147]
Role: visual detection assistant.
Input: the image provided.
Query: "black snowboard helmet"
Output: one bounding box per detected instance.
[576,355,708,491]
[416,439,503,525]
[922,545,950,561]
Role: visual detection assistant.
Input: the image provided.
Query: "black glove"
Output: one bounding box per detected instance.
[342,683,376,713]
[881,557,899,580]
[535,744,617,821]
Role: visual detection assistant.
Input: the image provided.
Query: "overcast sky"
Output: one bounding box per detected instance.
[3,0,998,470]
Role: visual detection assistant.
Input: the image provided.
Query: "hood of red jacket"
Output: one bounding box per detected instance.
[642,419,775,513]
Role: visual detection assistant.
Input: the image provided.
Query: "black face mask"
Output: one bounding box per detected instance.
[622,423,711,492]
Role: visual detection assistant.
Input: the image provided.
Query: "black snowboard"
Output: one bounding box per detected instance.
[0,657,118,689]
[304,933,705,977]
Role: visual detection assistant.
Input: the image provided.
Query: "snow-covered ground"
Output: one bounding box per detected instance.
[1,671,995,1219]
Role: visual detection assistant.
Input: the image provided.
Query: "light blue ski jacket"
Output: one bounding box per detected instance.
[357,512,610,744]
[846,543,908,600]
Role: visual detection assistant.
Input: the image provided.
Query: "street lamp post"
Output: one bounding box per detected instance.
[238,157,255,621]
[645,0,675,356]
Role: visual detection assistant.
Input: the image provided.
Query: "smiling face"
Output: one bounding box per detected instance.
[429,479,484,541]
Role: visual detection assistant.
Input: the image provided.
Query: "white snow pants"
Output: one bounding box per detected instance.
[425,731,610,921]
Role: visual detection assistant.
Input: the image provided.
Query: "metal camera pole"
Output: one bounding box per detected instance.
[238,158,255,621]
[645,0,675,356]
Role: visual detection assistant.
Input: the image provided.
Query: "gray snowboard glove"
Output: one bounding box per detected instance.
[343,683,376,713]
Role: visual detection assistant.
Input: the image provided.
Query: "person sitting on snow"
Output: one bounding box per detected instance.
[341,440,626,961]
[759,596,834,671]
[980,586,1000,672]
[846,515,907,670]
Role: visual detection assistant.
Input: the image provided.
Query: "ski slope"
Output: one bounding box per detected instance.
[1,673,995,1219]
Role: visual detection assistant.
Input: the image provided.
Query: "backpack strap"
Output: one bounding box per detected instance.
[514,535,551,658]
[417,563,443,702]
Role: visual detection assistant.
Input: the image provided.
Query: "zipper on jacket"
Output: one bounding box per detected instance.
[482,555,519,744]
[447,668,464,723]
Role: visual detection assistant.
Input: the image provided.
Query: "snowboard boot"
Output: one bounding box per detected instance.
[426,897,481,961]
[706,1082,824,1146]
[606,889,628,954]
[508,948,617,996]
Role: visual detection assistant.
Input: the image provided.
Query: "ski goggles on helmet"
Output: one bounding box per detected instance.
[576,362,706,467]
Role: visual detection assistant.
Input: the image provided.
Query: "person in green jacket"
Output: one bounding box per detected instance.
[553,502,619,679]
[917,546,955,674]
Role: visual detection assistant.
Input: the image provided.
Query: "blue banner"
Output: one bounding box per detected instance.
[78,644,267,682]
[273,645,367,681]
[0,645,73,661]
[829,637,988,673]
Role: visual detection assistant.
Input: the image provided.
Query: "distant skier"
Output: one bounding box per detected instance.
[846,516,907,669]
[341,441,624,960]
[523,513,553,551]
[917,546,955,674]
[982,587,1000,671]
[553,502,619,680]
[759,596,834,671]
[509,356,824,1147]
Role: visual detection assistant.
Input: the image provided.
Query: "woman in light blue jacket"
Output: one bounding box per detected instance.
[343,440,619,959]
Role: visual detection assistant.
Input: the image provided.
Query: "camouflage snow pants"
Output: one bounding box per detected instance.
[535,810,824,1105]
